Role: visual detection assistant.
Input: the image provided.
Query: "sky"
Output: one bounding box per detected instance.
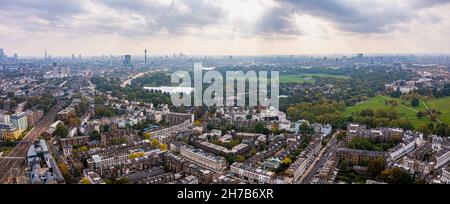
[1,0,450,56]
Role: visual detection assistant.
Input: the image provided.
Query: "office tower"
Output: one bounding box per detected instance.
[45,49,47,60]
[145,49,147,64]
[72,54,75,60]
[0,48,5,61]
[79,54,81,61]
[13,53,18,61]
[123,55,132,67]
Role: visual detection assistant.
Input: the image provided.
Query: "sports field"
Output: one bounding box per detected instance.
[280,74,350,83]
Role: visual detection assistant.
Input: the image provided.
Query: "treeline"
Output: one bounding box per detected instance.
[90,75,171,107]
[130,72,172,87]
[415,84,450,98]
[24,92,56,113]
[351,108,449,137]
[287,100,346,128]
[349,108,414,130]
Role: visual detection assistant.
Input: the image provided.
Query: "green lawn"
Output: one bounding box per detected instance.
[424,97,450,124]
[343,95,432,128]
[280,74,350,84]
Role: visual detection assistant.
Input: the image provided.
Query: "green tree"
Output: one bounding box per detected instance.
[89,130,100,140]
[55,123,68,138]
[81,177,90,184]
[144,132,152,140]
[411,98,419,107]
[416,111,424,119]
[380,167,413,184]
[236,155,246,162]
[254,122,265,134]
[151,139,160,147]
[367,158,386,176]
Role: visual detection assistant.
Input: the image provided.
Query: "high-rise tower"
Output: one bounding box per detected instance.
[145,49,147,64]
[45,49,47,60]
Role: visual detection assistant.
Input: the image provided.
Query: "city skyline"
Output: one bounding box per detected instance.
[1,0,450,56]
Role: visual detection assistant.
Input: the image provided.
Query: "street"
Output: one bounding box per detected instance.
[301,131,339,184]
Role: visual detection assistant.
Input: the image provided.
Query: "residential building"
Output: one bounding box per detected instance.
[434,147,450,169]
[441,167,450,184]
[11,112,28,131]
[196,141,250,157]
[0,111,10,124]
[388,131,423,161]
[336,148,386,166]
[230,162,277,184]
[400,157,435,175]
[0,123,21,140]
[59,136,90,147]
[285,138,321,181]
[25,110,43,126]
[179,146,227,172]
[83,170,106,184]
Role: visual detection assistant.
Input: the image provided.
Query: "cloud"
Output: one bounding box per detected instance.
[0,0,449,43]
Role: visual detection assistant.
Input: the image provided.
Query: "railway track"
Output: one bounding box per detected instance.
[0,104,62,184]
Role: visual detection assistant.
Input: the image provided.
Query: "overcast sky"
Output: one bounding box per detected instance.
[1,0,450,56]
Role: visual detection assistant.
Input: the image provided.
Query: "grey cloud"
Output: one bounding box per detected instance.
[0,0,449,39]
[94,0,226,36]
[266,0,415,34]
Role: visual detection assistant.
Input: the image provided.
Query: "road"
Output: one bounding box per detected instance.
[301,132,339,184]
[0,103,62,184]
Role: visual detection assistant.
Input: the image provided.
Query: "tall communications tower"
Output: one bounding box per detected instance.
[145,49,147,64]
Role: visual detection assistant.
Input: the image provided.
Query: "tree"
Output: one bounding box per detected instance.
[58,161,75,184]
[271,123,279,133]
[160,143,168,151]
[417,125,432,136]
[368,158,386,176]
[411,98,419,107]
[236,155,246,162]
[115,177,130,184]
[89,130,100,141]
[81,177,90,184]
[144,132,152,140]
[194,120,202,127]
[55,123,68,138]
[254,122,265,134]
[281,157,292,166]
[79,146,89,152]
[249,148,257,156]
[435,123,449,137]
[380,167,413,184]
[151,139,160,147]
[416,111,424,119]
[69,117,81,127]
[226,156,235,164]
[300,122,310,133]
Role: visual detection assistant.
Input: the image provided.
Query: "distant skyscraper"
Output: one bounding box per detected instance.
[123,55,132,67]
[0,48,4,62]
[145,49,147,64]
[13,53,18,61]
[72,54,75,60]
[79,54,81,61]
[45,49,47,60]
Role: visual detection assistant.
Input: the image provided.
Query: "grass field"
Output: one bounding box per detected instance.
[424,97,450,124]
[280,74,350,83]
[343,95,433,128]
